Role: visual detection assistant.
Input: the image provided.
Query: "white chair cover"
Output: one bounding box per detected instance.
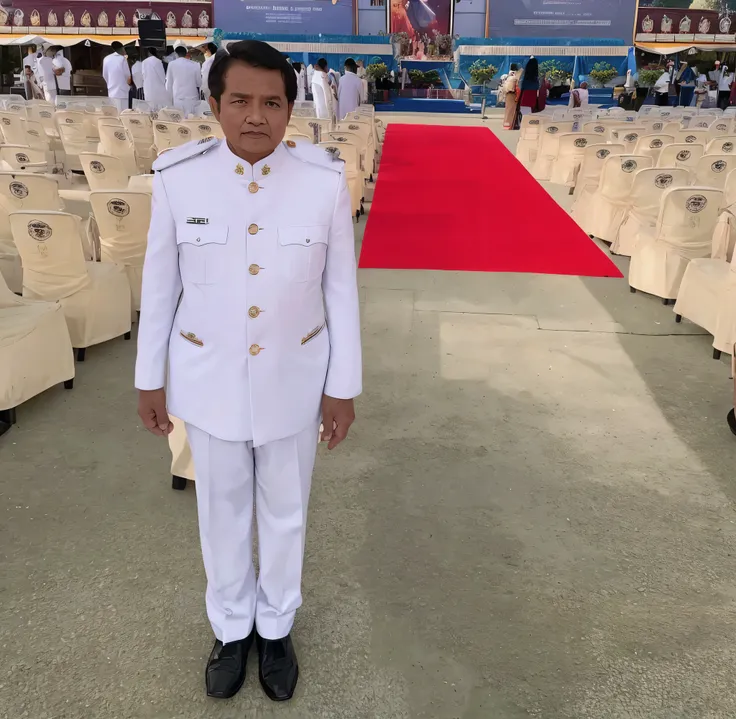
[0,272,74,411]
[531,121,576,181]
[609,126,647,152]
[612,167,691,257]
[9,210,131,348]
[516,114,544,167]
[569,143,625,226]
[168,416,196,481]
[657,143,705,171]
[98,125,139,176]
[675,128,710,146]
[79,153,129,191]
[633,134,675,164]
[89,191,151,312]
[584,154,654,242]
[582,120,612,142]
[152,121,192,152]
[629,187,724,300]
[181,118,224,141]
[691,154,736,189]
[550,134,604,186]
[706,136,736,155]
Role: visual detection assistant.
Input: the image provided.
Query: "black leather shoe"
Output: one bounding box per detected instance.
[728,408,736,436]
[256,632,299,701]
[205,629,255,699]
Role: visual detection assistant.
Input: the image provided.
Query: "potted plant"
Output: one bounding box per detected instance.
[638,68,662,91]
[468,59,498,87]
[366,62,389,82]
[589,61,619,88]
[391,31,411,57]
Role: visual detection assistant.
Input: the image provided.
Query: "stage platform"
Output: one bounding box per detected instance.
[375,98,470,114]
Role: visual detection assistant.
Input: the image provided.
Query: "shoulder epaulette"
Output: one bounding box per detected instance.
[283,140,344,173]
[153,137,220,172]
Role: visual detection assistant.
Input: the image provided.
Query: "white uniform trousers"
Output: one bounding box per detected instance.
[186,422,319,644]
[173,97,199,118]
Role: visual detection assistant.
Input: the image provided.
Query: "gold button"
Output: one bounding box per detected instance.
[248,182,259,194]
[248,264,260,275]
[248,223,259,236]
[248,306,261,318]
[249,344,262,356]
[286,140,296,148]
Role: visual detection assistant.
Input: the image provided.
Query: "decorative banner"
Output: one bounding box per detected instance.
[390,0,452,43]
[489,0,639,42]
[634,6,735,44]
[214,0,353,35]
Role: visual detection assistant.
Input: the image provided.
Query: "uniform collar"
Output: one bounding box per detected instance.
[219,140,288,183]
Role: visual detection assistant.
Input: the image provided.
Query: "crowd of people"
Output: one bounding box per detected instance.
[652,59,736,110]
[295,57,367,121]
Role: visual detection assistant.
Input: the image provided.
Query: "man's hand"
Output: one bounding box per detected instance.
[138,388,174,437]
[321,395,355,450]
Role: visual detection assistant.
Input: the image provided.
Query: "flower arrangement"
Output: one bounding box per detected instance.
[468,59,498,86]
[539,60,571,83]
[409,69,441,87]
[589,62,618,86]
[391,31,411,56]
[638,69,662,87]
[366,62,389,81]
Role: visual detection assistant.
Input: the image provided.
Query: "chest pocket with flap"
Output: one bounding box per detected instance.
[278,225,329,282]
[176,223,228,285]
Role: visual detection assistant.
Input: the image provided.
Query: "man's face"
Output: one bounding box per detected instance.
[210,61,292,160]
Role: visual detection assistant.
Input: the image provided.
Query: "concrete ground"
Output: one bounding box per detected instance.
[2,114,736,719]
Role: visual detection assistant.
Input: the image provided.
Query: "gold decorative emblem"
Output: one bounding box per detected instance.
[262,165,270,176]
[80,10,91,27]
[235,163,245,175]
[248,182,259,194]
[286,140,296,148]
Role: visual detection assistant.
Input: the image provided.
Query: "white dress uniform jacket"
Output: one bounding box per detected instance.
[337,70,364,120]
[36,55,57,102]
[166,57,202,117]
[135,138,362,446]
[295,68,306,102]
[311,70,334,120]
[142,55,170,110]
[102,52,131,108]
[53,52,72,93]
[201,54,215,99]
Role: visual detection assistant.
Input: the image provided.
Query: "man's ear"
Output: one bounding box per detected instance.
[287,102,293,125]
[208,95,220,122]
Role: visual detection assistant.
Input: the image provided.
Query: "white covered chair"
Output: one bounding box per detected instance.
[611,167,691,257]
[550,134,603,186]
[632,134,675,164]
[169,416,196,486]
[0,271,75,432]
[609,126,647,152]
[79,153,129,191]
[182,118,224,141]
[691,154,736,189]
[285,132,313,145]
[8,210,131,356]
[531,121,576,181]
[584,154,654,242]
[120,113,154,172]
[58,124,98,172]
[709,118,733,138]
[89,191,151,312]
[127,174,153,193]
[515,114,544,166]
[629,187,724,302]
[706,136,736,155]
[570,143,625,226]
[689,114,718,129]
[675,128,710,146]
[0,112,28,145]
[157,107,183,123]
[582,120,612,142]
[0,145,48,173]
[657,143,705,171]
[97,125,139,176]
[153,121,192,152]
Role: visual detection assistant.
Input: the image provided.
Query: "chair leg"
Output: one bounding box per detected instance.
[629,287,636,293]
[76,348,86,362]
[172,475,187,491]
[64,378,74,389]
[675,314,682,323]
[662,298,673,306]
[714,348,723,360]
[0,407,16,437]
[124,331,131,340]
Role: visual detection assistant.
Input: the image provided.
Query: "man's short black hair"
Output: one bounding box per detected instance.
[111,41,123,53]
[208,40,297,106]
[206,42,218,55]
[317,58,328,71]
[175,46,187,57]
[292,61,302,73]
[345,58,357,73]
[148,47,158,58]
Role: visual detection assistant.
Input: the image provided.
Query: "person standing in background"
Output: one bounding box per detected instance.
[200,42,217,100]
[142,47,170,111]
[23,45,42,100]
[131,50,144,101]
[356,59,367,79]
[166,46,201,117]
[292,62,306,102]
[519,56,540,116]
[718,65,732,110]
[36,46,58,103]
[311,58,334,120]
[52,47,72,97]
[337,58,364,119]
[502,64,521,130]
[102,41,132,113]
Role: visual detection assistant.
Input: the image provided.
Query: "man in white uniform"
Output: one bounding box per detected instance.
[23,45,42,100]
[337,58,364,119]
[36,46,58,103]
[52,48,73,96]
[166,46,201,117]
[142,47,170,111]
[136,40,361,703]
[102,41,131,112]
[200,42,217,100]
[131,50,144,101]
[311,58,334,120]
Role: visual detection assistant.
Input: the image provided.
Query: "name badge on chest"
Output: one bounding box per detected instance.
[186,217,209,225]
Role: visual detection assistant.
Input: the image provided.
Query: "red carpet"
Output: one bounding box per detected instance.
[359,125,622,278]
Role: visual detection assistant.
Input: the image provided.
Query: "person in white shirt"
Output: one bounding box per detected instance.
[200,42,217,100]
[306,64,314,97]
[22,45,42,100]
[166,46,202,117]
[311,58,334,120]
[52,48,73,96]
[102,41,132,112]
[36,46,58,103]
[293,61,306,102]
[142,47,171,111]
[356,59,367,80]
[131,50,144,100]
[718,65,732,109]
[337,58,364,119]
[569,81,589,109]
